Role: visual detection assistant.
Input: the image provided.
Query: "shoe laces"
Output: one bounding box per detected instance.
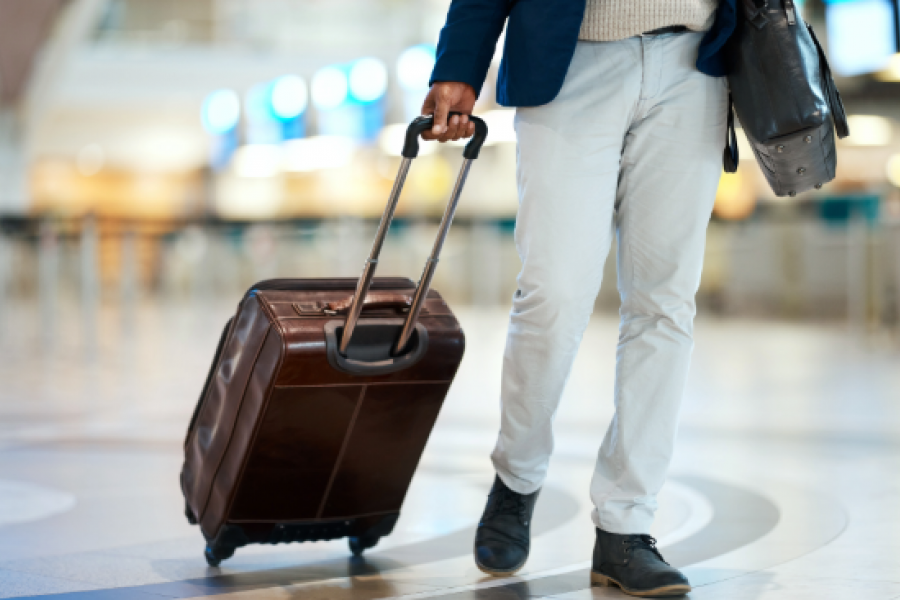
[485,487,529,524]
[623,534,667,564]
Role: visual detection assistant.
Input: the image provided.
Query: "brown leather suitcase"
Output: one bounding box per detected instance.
[180,115,488,566]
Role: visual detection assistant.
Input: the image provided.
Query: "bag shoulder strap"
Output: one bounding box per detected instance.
[724,93,739,173]
[806,24,850,139]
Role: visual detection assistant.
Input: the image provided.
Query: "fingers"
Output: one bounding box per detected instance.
[441,114,462,142]
[441,115,475,142]
[430,89,451,138]
[436,115,476,142]
[420,84,476,142]
[449,114,472,142]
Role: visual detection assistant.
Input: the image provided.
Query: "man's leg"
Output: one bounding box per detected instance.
[476,38,645,577]
[589,31,728,535]
[490,39,644,496]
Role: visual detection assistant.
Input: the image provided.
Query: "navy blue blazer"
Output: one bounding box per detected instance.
[430,0,737,107]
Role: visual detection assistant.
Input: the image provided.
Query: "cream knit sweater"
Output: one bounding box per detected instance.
[579,0,719,41]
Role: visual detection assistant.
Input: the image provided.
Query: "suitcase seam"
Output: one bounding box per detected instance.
[316,385,367,519]
[273,380,455,388]
[184,318,235,451]
[181,318,236,518]
[212,301,289,533]
[228,509,398,524]
[184,294,254,456]
[198,316,277,528]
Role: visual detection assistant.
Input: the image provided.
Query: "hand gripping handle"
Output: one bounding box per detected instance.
[402,113,489,159]
[339,114,489,357]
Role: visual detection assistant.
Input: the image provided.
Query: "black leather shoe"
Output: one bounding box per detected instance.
[591,529,691,597]
[473,475,540,576]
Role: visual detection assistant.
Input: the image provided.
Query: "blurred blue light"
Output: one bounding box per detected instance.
[312,66,349,111]
[245,83,273,122]
[244,83,281,145]
[201,89,240,135]
[271,75,308,120]
[349,58,388,103]
[397,45,436,92]
[826,0,896,76]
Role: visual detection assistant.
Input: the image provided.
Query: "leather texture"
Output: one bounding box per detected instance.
[725,0,848,196]
[474,476,540,574]
[592,529,691,594]
[181,277,465,556]
[321,291,413,313]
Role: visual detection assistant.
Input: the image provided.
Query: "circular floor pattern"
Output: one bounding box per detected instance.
[0,475,795,600]
[0,480,76,527]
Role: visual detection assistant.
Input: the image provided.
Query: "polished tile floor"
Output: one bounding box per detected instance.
[0,299,899,599]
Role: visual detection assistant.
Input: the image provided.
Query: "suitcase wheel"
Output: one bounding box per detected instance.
[204,543,234,567]
[348,535,381,557]
[204,546,221,567]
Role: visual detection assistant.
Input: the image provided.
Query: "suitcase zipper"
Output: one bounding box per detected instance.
[784,0,796,25]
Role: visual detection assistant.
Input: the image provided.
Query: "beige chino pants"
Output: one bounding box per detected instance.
[491,31,728,534]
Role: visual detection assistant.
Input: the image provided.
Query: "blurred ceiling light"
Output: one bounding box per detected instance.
[448,109,517,147]
[245,83,272,122]
[216,177,284,220]
[379,123,436,157]
[886,154,900,187]
[312,67,349,111]
[397,45,436,92]
[123,130,206,173]
[76,144,105,176]
[714,168,757,220]
[844,115,892,146]
[875,53,900,81]
[201,89,240,135]
[349,58,388,103]
[283,136,356,172]
[735,127,753,160]
[825,0,895,76]
[482,109,516,145]
[233,144,283,178]
[271,75,308,120]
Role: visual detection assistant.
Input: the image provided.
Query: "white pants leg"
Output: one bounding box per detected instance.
[490,32,727,534]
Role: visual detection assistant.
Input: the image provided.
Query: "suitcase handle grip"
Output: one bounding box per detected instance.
[402,113,488,159]
[339,115,488,358]
[326,292,411,313]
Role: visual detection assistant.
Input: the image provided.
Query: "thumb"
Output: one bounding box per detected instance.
[421,88,437,115]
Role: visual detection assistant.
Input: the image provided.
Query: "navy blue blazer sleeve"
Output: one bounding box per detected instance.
[429,0,512,95]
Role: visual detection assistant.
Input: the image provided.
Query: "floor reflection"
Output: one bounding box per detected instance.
[0,302,897,599]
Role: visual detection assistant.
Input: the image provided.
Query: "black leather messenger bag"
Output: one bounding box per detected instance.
[724,0,850,197]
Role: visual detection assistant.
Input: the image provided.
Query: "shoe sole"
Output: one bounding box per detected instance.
[473,543,527,577]
[591,571,691,597]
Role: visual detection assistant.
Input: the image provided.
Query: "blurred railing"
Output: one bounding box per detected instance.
[1,211,899,344]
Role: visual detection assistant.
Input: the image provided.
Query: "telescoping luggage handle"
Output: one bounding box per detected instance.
[339,113,489,357]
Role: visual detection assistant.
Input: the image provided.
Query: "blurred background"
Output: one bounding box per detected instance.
[1,2,900,597]
[1,0,900,345]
